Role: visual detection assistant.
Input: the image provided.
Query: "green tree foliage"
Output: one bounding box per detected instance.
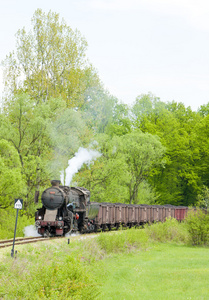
[81,84,132,136]
[81,86,118,134]
[198,103,209,117]
[0,9,108,214]
[194,114,209,189]
[2,9,99,108]
[196,186,209,208]
[75,130,165,204]
[132,93,203,206]
[0,94,63,211]
[0,94,48,209]
[0,139,25,209]
[74,134,129,203]
[105,102,132,136]
[49,108,90,179]
[121,131,165,204]
[0,93,91,212]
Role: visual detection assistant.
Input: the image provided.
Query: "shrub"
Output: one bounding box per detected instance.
[185,209,209,245]
[0,256,99,299]
[144,218,189,243]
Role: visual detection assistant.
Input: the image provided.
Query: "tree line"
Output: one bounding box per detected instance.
[1,9,209,216]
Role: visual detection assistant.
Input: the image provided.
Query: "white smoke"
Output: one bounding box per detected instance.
[61,147,101,186]
[65,232,80,237]
[24,225,41,237]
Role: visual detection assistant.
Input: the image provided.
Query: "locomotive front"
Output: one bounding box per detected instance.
[35,180,96,236]
[35,180,67,236]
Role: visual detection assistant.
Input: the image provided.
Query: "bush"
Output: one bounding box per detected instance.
[97,228,148,254]
[186,209,209,245]
[144,218,189,243]
[0,255,99,299]
[0,208,34,239]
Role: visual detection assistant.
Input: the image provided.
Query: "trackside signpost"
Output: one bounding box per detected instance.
[11,199,23,258]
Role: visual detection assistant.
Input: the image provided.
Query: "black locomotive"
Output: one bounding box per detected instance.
[35,180,99,236]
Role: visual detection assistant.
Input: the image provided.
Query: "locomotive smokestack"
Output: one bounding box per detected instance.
[51,180,61,187]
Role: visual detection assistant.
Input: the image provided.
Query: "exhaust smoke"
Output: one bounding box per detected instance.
[61,147,101,186]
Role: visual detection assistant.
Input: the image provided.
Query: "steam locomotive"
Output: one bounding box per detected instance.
[35,180,98,236]
[35,180,188,237]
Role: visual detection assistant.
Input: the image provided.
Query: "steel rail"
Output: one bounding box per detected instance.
[0,236,51,249]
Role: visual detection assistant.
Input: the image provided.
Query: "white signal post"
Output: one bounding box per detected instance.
[11,199,23,258]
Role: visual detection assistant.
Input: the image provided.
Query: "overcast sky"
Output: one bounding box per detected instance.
[1,0,209,111]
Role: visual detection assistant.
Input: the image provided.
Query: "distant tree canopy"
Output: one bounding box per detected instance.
[2,9,100,109]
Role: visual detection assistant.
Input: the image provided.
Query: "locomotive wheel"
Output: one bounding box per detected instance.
[44,230,50,238]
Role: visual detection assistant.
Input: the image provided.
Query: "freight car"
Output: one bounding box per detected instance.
[35,180,188,237]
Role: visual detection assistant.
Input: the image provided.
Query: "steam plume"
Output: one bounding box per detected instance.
[61,147,101,186]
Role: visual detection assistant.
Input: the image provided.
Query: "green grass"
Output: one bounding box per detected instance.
[93,243,209,300]
[1,218,209,299]
[0,237,100,299]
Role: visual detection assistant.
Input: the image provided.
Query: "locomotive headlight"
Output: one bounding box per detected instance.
[59,217,63,221]
[38,216,42,220]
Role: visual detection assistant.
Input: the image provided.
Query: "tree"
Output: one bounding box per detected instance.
[0,139,25,209]
[196,186,209,208]
[75,131,165,204]
[49,108,90,180]
[105,102,132,136]
[194,114,209,189]
[121,131,165,204]
[0,92,92,212]
[74,134,129,203]
[2,9,99,108]
[81,86,118,134]
[132,94,203,206]
[0,93,66,211]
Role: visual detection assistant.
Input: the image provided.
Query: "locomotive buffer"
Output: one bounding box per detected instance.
[11,199,23,258]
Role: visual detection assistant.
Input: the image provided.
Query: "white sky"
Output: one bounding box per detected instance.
[1,0,209,111]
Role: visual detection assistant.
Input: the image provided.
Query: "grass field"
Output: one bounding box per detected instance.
[93,243,209,300]
[1,221,209,299]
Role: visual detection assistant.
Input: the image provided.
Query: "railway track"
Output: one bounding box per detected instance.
[0,236,51,249]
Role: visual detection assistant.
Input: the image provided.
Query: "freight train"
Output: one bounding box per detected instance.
[35,180,188,237]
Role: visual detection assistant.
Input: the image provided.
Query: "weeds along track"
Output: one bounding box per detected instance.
[0,232,98,249]
[0,236,61,249]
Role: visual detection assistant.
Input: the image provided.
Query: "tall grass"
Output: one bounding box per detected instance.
[97,228,149,254]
